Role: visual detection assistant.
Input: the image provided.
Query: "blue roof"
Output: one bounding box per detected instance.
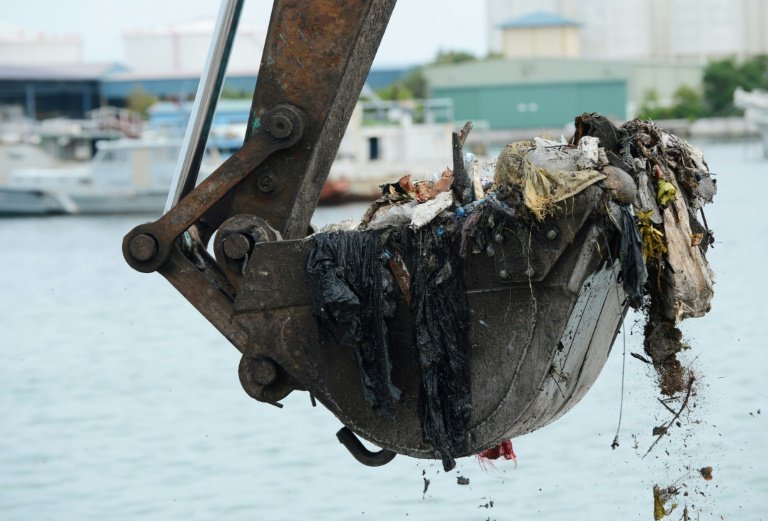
[498,11,580,30]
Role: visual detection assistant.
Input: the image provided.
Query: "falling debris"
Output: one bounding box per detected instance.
[478,439,517,470]
[456,476,470,486]
[699,467,713,481]
[653,485,680,520]
[478,498,495,509]
[643,375,695,458]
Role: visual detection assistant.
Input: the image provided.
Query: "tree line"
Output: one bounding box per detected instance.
[640,54,768,120]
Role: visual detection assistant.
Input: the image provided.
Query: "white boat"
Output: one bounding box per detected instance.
[330,99,456,196]
[149,97,474,200]
[734,87,768,158]
[0,96,483,214]
[0,138,219,216]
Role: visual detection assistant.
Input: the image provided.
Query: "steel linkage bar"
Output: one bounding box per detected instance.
[165,0,246,212]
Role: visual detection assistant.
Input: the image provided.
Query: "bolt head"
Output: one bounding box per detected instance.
[269,114,293,139]
[129,234,157,262]
[222,233,251,260]
[257,173,276,193]
[250,358,278,386]
[546,229,558,240]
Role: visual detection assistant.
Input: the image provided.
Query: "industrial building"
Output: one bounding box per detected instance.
[122,19,265,75]
[1,3,750,129]
[486,0,768,62]
[0,17,408,121]
[0,63,126,120]
[0,22,83,66]
[423,57,703,129]
[0,63,405,121]
[432,1,764,130]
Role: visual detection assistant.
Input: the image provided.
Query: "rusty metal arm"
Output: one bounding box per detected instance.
[230,0,398,239]
[124,0,397,354]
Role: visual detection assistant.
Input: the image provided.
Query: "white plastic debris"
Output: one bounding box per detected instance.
[464,157,496,196]
[527,136,606,171]
[319,218,360,233]
[495,140,606,220]
[471,161,484,200]
[410,191,454,229]
[366,201,416,230]
[463,152,475,173]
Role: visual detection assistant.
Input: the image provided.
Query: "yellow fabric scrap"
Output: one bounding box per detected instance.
[690,233,704,247]
[657,179,677,206]
[653,486,678,521]
[494,141,605,221]
[637,209,667,263]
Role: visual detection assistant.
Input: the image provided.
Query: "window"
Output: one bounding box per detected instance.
[368,137,380,160]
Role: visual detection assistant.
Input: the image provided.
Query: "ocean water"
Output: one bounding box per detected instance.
[1,140,766,520]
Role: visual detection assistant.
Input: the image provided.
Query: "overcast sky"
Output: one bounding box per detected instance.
[2,0,489,68]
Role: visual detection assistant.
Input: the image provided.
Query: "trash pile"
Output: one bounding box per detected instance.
[572,114,716,395]
[306,113,715,471]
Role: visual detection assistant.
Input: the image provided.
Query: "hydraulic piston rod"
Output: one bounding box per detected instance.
[165,0,246,211]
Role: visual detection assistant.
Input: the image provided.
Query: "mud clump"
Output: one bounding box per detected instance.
[644,321,688,396]
[699,467,713,481]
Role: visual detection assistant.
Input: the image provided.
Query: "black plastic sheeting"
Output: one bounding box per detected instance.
[306,224,472,471]
[410,224,472,472]
[619,205,648,308]
[576,115,649,308]
[306,230,401,417]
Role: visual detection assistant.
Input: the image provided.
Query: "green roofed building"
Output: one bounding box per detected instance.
[423,57,704,130]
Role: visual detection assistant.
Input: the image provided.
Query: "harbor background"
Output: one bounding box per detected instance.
[2,0,768,518]
[1,139,766,520]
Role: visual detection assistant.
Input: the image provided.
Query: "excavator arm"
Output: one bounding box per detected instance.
[125,0,404,461]
[125,0,397,348]
[124,0,634,471]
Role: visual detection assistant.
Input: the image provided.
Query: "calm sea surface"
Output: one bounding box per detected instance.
[1,140,766,520]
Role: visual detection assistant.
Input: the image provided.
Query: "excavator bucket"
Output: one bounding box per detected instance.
[123,0,714,472]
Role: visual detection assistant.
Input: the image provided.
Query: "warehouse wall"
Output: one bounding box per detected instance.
[432,80,626,129]
[0,80,100,120]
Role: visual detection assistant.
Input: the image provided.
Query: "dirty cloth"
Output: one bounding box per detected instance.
[574,113,716,397]
[494,141,606,220]
[306,231,401,416]
[621,119,716,323]
[659,175,715,321]
[619,205,648,308]
[410,225,472,472]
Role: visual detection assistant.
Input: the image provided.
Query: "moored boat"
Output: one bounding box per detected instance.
[0,138,219,216]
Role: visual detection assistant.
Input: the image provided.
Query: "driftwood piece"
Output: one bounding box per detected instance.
[451,121,474,205]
